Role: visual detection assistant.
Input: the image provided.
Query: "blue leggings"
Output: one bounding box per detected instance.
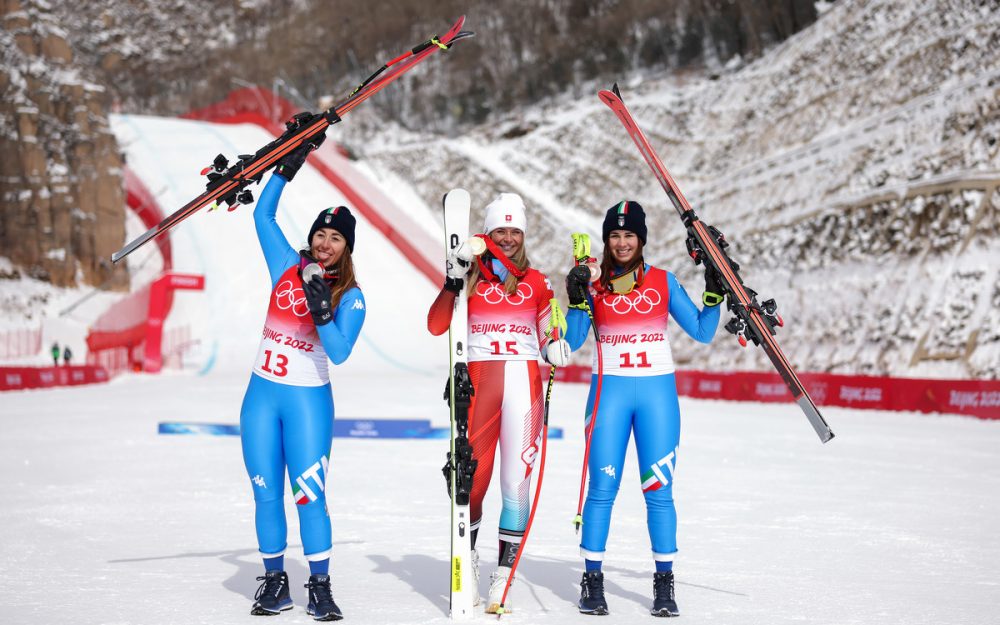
[580,373,681,563]
[240,373,334,562]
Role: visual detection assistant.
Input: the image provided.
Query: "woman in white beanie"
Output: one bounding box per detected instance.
[428,192,571,614]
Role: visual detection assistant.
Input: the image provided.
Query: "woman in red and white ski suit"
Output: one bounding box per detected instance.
[427,192,567,613]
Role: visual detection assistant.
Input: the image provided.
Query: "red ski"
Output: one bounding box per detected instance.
[111,16,474,264]
[599,83,834,443]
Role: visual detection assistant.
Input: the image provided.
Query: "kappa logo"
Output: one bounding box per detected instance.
[601,465,616,479]
[351,299,365,310]
[252,474,267,488]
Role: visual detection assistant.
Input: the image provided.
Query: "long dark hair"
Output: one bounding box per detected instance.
[327,247,358,310]
[599,239,644,292]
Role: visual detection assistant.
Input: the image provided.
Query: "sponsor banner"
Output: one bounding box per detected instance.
[678,370,999,420]
[554,365,591,384]
[554,366,998,420]
[0,366,110,392]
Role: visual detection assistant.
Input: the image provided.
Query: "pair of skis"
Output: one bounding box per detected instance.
[441,189,477,619]
[111,16,474,264]
[598,84,835,443]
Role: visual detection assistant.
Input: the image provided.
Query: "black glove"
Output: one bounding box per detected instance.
[703,264,726,307]
[275,130,327,182]
[566,265,591,308]
[443,276,463,294]
[303,275,333,326]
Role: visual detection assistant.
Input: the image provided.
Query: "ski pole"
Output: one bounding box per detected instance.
[569,234,604,534]
[496,300,564,617]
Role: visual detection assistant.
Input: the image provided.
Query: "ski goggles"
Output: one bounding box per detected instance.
[608,265,644,294]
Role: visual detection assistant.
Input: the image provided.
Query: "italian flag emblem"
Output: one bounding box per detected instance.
[292,458,327,505]
[641,468,663,493]
[292,482,313,505]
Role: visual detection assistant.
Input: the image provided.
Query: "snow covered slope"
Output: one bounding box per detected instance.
[112,114,447,377]
[2,368,999,624]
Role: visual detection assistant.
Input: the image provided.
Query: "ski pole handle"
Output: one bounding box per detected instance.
[572,232,591,261]
[548,298,567,340]
[571,233,601,281]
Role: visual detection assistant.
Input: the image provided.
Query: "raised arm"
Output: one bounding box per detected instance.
[253,173,298,286]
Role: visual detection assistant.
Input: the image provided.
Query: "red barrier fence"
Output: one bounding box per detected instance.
[0,326,42,360]
[0,365,109,392]
[86,272,205,376]
[553,366,1000,420]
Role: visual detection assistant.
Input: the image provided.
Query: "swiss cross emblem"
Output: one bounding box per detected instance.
[505,214,512,222]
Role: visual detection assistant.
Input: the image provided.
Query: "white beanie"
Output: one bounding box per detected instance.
[483,193,527,234]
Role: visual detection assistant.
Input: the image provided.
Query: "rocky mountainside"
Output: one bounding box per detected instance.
[0,0,126,289]
[0,0,818,292]
[344,0,1000,378]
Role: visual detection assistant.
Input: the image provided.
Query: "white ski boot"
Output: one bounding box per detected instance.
[486,566,512,614]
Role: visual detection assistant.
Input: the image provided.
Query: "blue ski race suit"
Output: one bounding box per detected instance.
[565,266,718,564]
[240,173,365,564]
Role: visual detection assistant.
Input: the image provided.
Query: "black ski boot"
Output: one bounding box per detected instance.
[251,570,293,615]
[305,574,343,621]
[578,570,609,615]
[651,571,679,617]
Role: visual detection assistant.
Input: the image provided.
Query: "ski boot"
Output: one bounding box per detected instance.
[651,571,679,617]
[305,574,343,621]
[485,566,512,614]
[578,570,609,615]
[250,570,293,615]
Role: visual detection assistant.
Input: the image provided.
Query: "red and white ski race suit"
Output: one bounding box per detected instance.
[428,268,554,547]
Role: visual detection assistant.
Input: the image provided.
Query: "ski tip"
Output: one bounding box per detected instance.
[443,188,471,208]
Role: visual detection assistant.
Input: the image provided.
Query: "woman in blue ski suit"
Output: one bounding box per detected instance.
[240,135,365,621]
[564,201,722,618]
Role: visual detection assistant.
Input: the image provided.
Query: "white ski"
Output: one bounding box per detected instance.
[443,188,476,619]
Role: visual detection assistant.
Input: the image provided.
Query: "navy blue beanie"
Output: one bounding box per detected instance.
[308,206,356,252]
[602,200,647,244]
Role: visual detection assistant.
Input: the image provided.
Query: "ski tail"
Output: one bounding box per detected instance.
[598,84,834,443]
[111,17,474,264]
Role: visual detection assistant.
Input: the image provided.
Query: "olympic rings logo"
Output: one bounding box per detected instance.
[275,279,310,317]
[476,280,534,306]
[604,288,662,315]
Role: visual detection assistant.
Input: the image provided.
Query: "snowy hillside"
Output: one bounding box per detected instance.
[111,114,446,377]
[340,0,1000,379]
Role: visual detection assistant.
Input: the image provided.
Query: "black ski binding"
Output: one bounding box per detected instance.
[442,366,476,505]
